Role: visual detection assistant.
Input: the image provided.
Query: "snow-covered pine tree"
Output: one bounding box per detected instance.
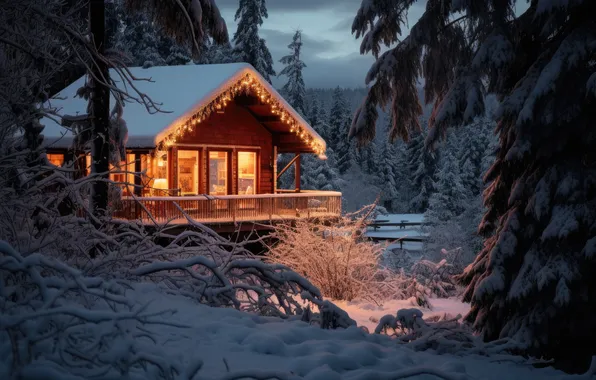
[301,149,342,191]
[309,98,331,142]
[313,150,342,191]
[357,143,377,174]
[350,0,596,370]
[327,87,350,150]
[377,138,398,211]
[113,13,167,68]
[327,87,355,174]
[335,138,357,175]
[111,2,195,68]
[200,40,236,64]
[424,148,467,227]
[458,118,495,196]
[406,127,437,213]
[278,29,306,116]
[309,98,320,129]
[232,0,275,83]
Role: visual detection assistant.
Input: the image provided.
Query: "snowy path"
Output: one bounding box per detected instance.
[135,284,571,379]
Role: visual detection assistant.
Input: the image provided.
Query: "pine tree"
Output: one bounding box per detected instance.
[111,4,195,68]
[357,143,377,174]
[457,118,494,196]
[424,149,467,226]
[351,0,596,369]
[301,150,342,191]
[203,41,236,64]
[406,128,437,213]
[327,87,351,149]
[378,139,398,210]
[309,98,331,142]
[232,0,275,83]
[278,30,306,115]
[309,98,320,129]
[327,87,354,174]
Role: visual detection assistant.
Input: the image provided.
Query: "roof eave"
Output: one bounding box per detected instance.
[153,66,327,154]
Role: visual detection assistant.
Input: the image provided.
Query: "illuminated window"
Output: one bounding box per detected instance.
[110,154,136,193]
[155,151,167,180]
[177,150,199,195]
[238,151,257,194]
[209,151,228,195]
[152,151,168,195]
[47,153,64,166]
[85,154,91,176]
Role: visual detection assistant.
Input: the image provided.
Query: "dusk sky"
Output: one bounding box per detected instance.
[215,0,530,89]
[215,0,427,89]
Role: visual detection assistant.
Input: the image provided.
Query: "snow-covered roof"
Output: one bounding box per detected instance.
[40,63,325,151]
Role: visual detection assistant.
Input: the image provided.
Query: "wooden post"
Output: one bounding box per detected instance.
[89,0,110,218]
[273,146,278,193]
[294,153,301,192]
[134,153,142,196]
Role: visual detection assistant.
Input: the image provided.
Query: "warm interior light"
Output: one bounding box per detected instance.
[238,151,257,195]
[46,153,65,166]
[209,151,228,195]
[153,178,168,190]
[177,150,199,195]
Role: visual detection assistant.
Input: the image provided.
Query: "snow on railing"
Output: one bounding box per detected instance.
[113,191,342,224]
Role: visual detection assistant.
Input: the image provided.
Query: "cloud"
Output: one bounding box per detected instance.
[215,0,429,88]
[329,17,355,34]
[271,52,374,89]
[215,0,362,12]
[256,27,372,88]
[260,29,337,57]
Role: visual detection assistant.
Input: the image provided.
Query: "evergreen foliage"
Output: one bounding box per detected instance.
[406,128,438,213]
[232,0,275,83]
[278,30,307,115]
[351,0,596,369]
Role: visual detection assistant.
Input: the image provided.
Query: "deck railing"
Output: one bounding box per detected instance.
[113,191,342,224]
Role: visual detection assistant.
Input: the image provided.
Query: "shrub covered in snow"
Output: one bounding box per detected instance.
[266,217,385,302]
[266,207,436,307]
[374,307,534,359]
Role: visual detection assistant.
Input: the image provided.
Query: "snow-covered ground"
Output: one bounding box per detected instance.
[131,284,574,379]
[332,297,470,333]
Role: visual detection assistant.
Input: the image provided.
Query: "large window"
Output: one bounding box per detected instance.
[238,151,257,194]
[110,154,136,193]
[47,153,64,167]
[209,151,228,195]
[177,150,199,195]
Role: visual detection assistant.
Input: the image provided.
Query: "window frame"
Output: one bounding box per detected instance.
[206,149,232,196]
[236,149,259,195]
[176,149,201,196]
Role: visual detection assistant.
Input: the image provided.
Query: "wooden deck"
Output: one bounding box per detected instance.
[113,191,342,225]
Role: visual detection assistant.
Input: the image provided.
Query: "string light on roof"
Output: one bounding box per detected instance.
[156,73,326,156]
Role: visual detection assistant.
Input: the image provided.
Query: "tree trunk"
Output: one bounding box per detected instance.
[89,0,110,219]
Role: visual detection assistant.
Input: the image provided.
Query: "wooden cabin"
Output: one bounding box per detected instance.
[41,63,341,226]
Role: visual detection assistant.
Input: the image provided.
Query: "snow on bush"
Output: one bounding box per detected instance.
[0,240,204,379]
[411,258,459,299]
[265,206,433,306]
[372,306,557,362]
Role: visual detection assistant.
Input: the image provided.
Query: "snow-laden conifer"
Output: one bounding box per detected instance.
[279,29,307,115]
[351,0,596,369]
[232,0,275,83]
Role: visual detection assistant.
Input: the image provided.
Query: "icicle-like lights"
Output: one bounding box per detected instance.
[156,74,326,156]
